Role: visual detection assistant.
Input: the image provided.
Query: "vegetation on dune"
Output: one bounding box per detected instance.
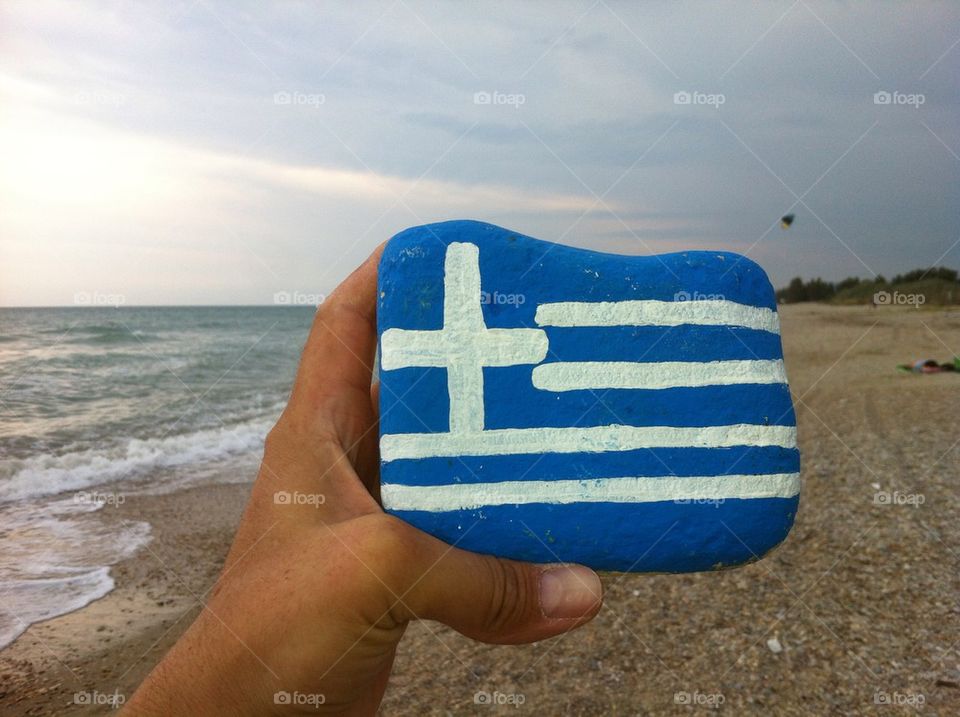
[775,267,960,305]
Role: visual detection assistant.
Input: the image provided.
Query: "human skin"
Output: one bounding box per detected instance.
[124,245,604,715]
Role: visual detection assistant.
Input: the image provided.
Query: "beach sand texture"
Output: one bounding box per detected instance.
[2,304,958,715]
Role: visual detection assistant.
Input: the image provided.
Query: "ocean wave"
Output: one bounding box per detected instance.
[81,328,160,345]
[0,417,274,503]
[0,568,117,650]
[0,499,152,650]
[49,324,162,345]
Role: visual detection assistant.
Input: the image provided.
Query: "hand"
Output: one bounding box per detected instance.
[124,245,604,715]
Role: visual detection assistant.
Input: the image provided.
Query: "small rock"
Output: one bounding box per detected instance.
[767,637,783,654]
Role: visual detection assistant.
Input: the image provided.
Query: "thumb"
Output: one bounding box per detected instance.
[403,534,603,644]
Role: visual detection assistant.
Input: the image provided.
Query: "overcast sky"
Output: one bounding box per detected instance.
[1,1,958,306]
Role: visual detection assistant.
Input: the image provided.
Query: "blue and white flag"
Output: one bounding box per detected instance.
[377,221,799,572]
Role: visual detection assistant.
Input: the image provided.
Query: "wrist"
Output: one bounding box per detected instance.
[124,610,274,716]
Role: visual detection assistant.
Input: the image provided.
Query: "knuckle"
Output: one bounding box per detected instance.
[481,558,532,634]
[310,301,375,357]
[262,421,287,456]
[336,515,422,623]
[263,412,338,458]
[319,298,375,332]
[350,515,419,583]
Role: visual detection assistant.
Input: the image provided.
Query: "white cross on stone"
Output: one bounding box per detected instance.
[381,242,548,433]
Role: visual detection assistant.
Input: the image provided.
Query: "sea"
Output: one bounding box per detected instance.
[0,306,316,650]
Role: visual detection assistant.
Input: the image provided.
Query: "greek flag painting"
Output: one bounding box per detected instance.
[377,220,799,572]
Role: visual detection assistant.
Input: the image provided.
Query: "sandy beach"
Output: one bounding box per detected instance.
[2,303,959,715]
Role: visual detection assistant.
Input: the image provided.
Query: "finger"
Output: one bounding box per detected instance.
[370,381,380,423]
[401,532,603,644]
[353,381,381,500]
[287,243,385,457]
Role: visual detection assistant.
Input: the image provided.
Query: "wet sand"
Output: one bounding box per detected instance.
[2,304,959,715]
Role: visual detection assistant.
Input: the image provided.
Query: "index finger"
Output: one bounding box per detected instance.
[287,243,385,447]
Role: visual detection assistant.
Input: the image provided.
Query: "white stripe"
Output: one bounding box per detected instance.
[381,327,547,369]
[380,423,796,462]
[444,242,483,433]
[535,299,780,334]
[381,472,801,512]
[532,359,786,391]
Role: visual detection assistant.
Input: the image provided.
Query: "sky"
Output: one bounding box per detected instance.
[1,1,958,306]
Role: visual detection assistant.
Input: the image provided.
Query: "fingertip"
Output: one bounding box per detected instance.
[322,242,387,317]
[350,241,386,287]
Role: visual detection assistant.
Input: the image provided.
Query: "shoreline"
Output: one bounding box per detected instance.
[0,482,250,714]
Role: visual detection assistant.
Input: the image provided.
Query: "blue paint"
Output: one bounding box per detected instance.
[383,367,795,434]
[378,220,800,573]
[540,325,786,362]
[483,374,795,430]
[390,498,798,573]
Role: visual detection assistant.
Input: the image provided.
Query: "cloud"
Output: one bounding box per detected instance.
[1,1,959,304]
[0,83,625,305]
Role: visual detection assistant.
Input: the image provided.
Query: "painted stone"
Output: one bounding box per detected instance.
[377,220,799,572]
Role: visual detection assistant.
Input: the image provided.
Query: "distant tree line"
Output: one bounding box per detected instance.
[776,267,960,303]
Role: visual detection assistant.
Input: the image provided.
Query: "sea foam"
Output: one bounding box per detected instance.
[0,416,274,503]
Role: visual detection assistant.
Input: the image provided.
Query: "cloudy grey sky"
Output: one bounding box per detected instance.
[1,1,958,305]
